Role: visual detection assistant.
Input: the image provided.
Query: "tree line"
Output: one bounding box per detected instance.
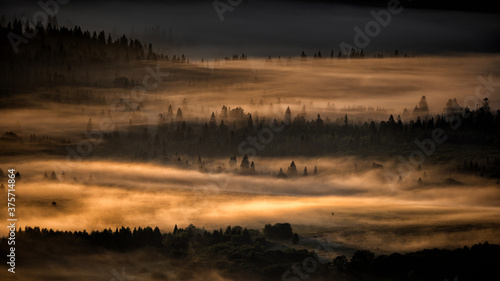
[0,18,188,90]
[84,97,500,176]
[1,223,498,280]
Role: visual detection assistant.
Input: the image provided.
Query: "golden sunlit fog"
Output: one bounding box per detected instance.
[1,156,500,254]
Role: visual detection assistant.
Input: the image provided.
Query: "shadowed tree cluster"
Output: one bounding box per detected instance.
[0,18,189,89]
[90,99,500,174]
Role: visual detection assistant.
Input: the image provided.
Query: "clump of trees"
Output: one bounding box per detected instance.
[263,223,293,240]
[0,18,189,89]
[331,242,499,281]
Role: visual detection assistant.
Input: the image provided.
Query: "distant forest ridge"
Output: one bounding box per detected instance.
[1,223,499,280]
[0,16,429,64]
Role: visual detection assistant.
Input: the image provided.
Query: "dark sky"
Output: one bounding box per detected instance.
[2,0,499,59]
